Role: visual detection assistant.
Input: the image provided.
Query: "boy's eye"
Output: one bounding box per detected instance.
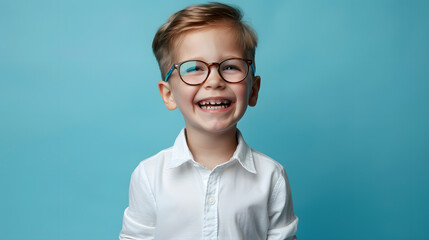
[222,64,242,72]
[185,66,201,72]
[180,61,206,76]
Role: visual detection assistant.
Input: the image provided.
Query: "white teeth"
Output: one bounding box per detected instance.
[198,99,232,110]
[200,105,228,110]
[199,99,231,106]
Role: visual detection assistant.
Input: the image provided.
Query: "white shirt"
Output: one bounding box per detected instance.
[119,129,298,240]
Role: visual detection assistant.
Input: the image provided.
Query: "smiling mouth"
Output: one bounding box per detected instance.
[198,99,232,110]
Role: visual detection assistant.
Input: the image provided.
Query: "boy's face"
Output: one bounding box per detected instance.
[158,25,261,135]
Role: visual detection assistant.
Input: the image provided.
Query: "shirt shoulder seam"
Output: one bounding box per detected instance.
[270,173,285,204]
[251,149,285,171]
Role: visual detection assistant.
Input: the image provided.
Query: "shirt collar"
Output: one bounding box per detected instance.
[168,129,194,169]
[168,128,256,174]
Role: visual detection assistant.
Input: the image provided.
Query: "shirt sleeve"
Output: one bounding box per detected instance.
[267,168,299,240]
[119,165,156,240]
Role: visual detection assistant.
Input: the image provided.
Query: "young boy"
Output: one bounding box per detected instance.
[120,3,298,240]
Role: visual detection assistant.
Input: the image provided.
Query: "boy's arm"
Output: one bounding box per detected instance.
[267,168,299,240]
[119,165,156,240]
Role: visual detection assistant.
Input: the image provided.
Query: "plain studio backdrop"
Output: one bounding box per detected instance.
[1,0,428,239]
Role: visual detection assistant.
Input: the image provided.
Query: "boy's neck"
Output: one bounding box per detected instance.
[185,126,238,170]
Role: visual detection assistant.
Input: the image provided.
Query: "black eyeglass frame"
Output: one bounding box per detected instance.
[163,58,255,86]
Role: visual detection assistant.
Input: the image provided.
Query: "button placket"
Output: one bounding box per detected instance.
[202,169,221,240]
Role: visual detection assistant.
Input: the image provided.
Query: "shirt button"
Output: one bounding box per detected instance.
[208,196,216,205]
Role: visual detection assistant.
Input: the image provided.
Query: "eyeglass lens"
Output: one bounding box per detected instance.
[179,59,249,85]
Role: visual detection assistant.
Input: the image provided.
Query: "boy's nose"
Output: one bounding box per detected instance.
[203,66,226,90]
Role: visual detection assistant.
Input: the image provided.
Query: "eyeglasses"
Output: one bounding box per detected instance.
[164,58,255,85]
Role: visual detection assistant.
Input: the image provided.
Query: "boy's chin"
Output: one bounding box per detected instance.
[186,122,238,135]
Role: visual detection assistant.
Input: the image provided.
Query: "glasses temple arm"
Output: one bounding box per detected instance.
[250,64,256,75]
[164,65,175,82]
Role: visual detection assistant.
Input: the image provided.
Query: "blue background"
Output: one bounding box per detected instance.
[1,0,428,239]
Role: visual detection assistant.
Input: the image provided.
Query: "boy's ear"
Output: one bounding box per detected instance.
[158,80,177,110]
[248,76,261,107]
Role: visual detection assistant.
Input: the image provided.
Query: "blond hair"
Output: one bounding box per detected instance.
[152,2,258,79]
